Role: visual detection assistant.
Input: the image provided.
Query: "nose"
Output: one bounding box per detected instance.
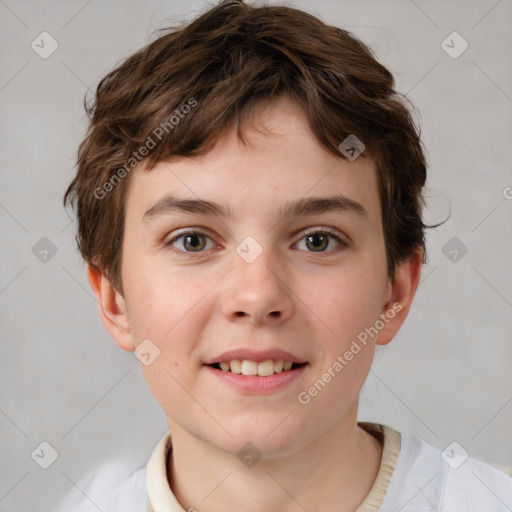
[220,242,294,325]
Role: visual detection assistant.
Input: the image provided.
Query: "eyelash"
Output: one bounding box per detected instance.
[164,228,348,255]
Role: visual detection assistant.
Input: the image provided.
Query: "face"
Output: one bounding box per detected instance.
[98,96,413,458]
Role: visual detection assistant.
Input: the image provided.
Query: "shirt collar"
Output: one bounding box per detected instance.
[146,422,401,512]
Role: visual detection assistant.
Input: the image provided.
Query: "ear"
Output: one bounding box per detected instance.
[87,265,135,352]
[376,250,423,346]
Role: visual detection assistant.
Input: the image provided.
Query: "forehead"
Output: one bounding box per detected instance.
[125,96,381,225]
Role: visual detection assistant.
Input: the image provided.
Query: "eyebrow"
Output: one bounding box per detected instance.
[142,194,368,222]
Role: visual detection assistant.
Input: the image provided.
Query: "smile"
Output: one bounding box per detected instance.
[208,359,305,376]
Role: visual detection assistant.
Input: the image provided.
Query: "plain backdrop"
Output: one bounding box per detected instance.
[0,0,511,510]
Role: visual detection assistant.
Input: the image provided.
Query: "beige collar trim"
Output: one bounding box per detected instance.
[355,422,401,511]
[147,422,401,512]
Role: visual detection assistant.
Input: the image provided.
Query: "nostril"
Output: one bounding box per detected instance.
[233,311,280,318]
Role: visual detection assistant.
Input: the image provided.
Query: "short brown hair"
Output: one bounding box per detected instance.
[64,0,428,293]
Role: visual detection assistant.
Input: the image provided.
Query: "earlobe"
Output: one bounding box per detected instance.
[87,265,136,352]
[377,251,423,346]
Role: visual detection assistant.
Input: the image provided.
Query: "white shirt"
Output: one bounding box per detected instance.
[55,422,512,511]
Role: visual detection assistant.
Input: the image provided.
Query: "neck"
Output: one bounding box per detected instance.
[166,406,383,512]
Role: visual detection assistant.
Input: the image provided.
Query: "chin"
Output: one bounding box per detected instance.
[218,413,313,459]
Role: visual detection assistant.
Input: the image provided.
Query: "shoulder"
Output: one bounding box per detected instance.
[440,447,512,511]
[54,461,147,512]
[381,429,512,511]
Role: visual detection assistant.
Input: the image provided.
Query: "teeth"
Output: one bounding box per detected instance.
[216,359,299,376]
[230,359,242,374]
[257,359,274,377]
[241,360,258,376]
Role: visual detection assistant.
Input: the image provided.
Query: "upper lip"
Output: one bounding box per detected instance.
[204,348,307,365]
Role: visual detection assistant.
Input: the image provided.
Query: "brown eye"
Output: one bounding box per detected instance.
[296,229,345,253]
[183,233,206,251]
[305,233,329,251]
[168,231,213,252]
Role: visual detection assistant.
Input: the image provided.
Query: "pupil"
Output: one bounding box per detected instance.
[185,233,204,251]
[307,234,328,251]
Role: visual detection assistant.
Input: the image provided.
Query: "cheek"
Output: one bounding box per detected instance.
[123,256,209,342]
[126,263,216,416]
[294,273,381,422]
[297,262,387,348]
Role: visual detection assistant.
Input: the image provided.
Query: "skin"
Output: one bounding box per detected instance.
[89,95,422,512]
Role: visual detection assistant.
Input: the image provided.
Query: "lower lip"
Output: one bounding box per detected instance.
[204,364,308,394]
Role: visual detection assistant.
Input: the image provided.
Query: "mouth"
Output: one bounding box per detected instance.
[207,359,307,377]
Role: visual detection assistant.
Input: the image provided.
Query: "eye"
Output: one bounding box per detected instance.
[295,229,347,253]
[165,228,347,255]
[166,231,215,253]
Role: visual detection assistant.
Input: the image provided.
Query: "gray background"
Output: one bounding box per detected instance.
[1,0,511,510]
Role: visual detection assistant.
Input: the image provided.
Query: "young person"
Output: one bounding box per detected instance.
[59,1,512,510]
